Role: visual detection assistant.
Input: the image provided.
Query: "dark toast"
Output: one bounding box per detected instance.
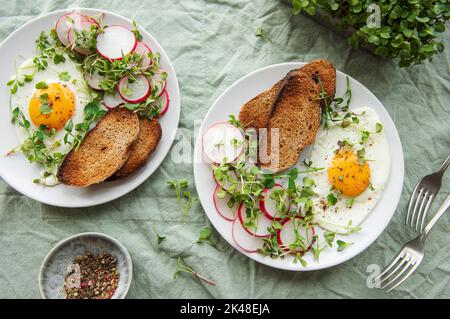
[259,73,322,172]
[57,108,140,187]
[113,117,162,178]
[238,59,336,129]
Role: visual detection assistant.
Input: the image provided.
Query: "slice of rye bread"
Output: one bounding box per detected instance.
[238,59,335,129]
[259,73,321,172]
[113,117,162,178]
[57,107,140,187]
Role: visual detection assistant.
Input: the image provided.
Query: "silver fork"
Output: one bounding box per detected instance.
[405,154,450,232]
[376,194,450,292]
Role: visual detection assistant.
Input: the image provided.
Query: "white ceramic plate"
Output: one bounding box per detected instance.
[193,62,404,271]
[0,8,180,207]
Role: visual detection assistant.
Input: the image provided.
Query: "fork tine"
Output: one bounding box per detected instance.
[408,188,424,228]
[419,194,434,232]
[379,254,407,285]
[381,256,413,289]
[414,191,430,231]
[406,184,420,225]
[386,260,419,293]
[373,252,404,283]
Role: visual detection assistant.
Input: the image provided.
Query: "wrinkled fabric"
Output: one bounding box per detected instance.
[0,0,449,299]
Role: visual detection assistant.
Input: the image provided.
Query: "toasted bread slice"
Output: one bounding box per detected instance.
[58,108,140,187]
[238,60,335,129]
[259,73,321,172]
[113,117,162,178]
[292,59,336,102]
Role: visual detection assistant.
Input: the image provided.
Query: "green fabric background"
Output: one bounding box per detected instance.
[0,0,449,299]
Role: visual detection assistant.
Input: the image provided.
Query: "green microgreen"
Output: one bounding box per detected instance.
[173,256,216,286]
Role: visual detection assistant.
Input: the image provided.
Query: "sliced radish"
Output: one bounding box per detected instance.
[277,217,315,253]
[232,216,264,253]
[96,25,137,61]
[158,89,170,116]
[68,20,97,55]
[118,75,151,103]
[84,70,105,90]
[151,72,167,97]
[102,90,126,109]
[134,42,152,70]
[202,122,244,164]
[238,203,272,238]
[213,185,240,221]
[260,184,289,221]
[55,13,82,46]
[212,169,242,192]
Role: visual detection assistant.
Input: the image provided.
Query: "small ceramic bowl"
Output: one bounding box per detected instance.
[39,232,132,299]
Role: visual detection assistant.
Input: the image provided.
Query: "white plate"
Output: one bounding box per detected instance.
[0,8,180,207]
[193,62,404,271]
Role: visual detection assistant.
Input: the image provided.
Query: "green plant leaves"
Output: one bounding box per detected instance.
[289,0,448,67]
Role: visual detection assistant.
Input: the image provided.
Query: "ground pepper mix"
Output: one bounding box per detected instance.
[63,253,120,299]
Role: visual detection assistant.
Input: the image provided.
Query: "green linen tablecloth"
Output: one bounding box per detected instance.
[0,0,448,299]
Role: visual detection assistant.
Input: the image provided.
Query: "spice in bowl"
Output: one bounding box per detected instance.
[63,252,120,299]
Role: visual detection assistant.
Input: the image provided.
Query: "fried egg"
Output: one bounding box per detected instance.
[10,56,91,183]
[304,107,390,234]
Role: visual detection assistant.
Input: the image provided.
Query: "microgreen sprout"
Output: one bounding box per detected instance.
[173,257,216,286]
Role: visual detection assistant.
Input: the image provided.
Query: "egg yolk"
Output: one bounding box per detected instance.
[328,149,370,197]
[28,83,75,131]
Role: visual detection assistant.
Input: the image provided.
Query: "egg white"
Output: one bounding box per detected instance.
[10,55,91,154]
[299,107,390,234]
[10,55,92,184]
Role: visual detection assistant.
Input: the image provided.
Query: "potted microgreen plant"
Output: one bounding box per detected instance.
[288,0,449,67]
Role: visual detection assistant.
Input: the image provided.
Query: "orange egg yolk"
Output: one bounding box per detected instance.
[328,149,370,197]
[28,83,75,131]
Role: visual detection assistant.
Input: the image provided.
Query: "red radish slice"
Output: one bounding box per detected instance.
[151,72,167,96]
[158,89,170,116]
[213,185,240,221]
[202,122,244,164]
[96,25,137,61]
[118,75,151,103]
[68,20,97,55]
[238,204,272,238]
[277,217,315,253]
[134,42,152,70]
[55,13,95,46]
[84,70,104,90]
[260,184,289,221]
[232,216,264,253]
[102,90,126,109]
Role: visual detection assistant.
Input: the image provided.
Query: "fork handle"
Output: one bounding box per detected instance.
[422,194,450,239]
[436,154,450,175]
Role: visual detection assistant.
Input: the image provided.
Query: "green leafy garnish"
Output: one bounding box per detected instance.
[173,257,215,285]
[58,71,71,82]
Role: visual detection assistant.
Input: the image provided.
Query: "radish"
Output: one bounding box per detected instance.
[259,184,289,221]
[151,72,167,96]
[134,42,152,70]
[102,90,126,109]
[84,70,104,90]
[118,75,151,103]
[202,122,244,164]
[238,203,272,238]
[213,185,239,221]
[158,89,170,116]
[55,13,82,46]
[96,25,137,61]
[232,216,264,253]
[67,19,97,56]
[277,217,315,253]
[55,13,95,47]
[212,169,242,192]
